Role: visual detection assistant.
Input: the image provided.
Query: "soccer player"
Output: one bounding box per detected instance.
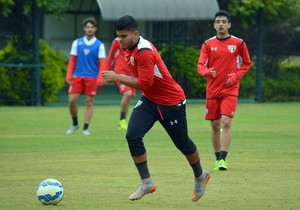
[102,15,210,201]
[197,10,252,170]
[105,38,136,131]
[65,17,106,135]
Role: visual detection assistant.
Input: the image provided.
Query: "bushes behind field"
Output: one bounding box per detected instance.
[159,43,300,102]
[0,40,67,106]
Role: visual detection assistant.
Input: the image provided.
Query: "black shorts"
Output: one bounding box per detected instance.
[126,96,197,157]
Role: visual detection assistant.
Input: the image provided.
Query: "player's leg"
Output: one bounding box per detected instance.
[159,102,210,201]
[118,90,132,130]
[117,82,135,130]
[66,77,82,134]
[218,96,238,170]
[126,97,157,201]
[82,78,97,135]
[206,99,222,169]
[211,119,221,169]
[83,95,94,135]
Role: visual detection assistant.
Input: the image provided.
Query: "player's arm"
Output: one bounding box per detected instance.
[66,41,78,84]
[105,39,118,70]
[102,71,138,89]
[102,49,154,90]
[66,56,76,84]
[197,43,216,78]
[226,42,252,86]
[134,49,155,91]
[97,43,106,86]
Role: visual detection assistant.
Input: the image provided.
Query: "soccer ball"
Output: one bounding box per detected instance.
[36,178,64,205]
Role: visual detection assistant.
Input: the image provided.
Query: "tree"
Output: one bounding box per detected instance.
[217,0,300,101]
[0,0,71,105]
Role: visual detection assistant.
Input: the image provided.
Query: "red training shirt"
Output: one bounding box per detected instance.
[123,37,185,106]
[105,38,133,76]
[198,35,252,98]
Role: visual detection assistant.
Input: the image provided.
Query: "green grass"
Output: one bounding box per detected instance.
[0,102,300,210]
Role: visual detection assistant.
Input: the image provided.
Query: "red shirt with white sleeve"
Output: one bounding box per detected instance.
[123,37,185,106]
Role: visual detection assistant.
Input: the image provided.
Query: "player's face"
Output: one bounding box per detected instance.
[214,16,231,37]
[84,22,97,39]
[116,30,139,50]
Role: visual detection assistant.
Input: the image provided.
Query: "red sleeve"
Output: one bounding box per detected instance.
[235,42,252,79]
[105,39,118,70]
[197,43,213,78]
[66,55,76,81]
[97,58,106,86]
[135,50,155,91]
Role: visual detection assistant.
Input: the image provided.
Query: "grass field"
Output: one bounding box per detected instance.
[0,102,299,210]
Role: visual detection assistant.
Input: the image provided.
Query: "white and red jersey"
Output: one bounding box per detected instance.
[123,37,185,106]
[198,35,251,98]
[105,38,133,76]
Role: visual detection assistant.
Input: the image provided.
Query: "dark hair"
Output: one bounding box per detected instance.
[214,10,231,22]
[82,17,97,27]
[115,15,138,31]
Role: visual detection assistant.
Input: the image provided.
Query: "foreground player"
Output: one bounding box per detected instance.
[198,10,252,170]
[65,17,106,135]
[105,38,136,130]
[102,15,210,201]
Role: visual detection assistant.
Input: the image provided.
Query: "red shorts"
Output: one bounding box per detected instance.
[116,82,136,97]
[205,96,238,120]
[69,77,97,96]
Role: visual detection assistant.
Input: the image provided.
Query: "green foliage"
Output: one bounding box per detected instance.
[159,43,299,101]
[159,43,207,98]
[0,0,71,17]
[227,0,300,29]
[39,40,67,103]
[0,39,67,106]
[239,65,256,99]
[263,64,300,101]
[0,0,15,17]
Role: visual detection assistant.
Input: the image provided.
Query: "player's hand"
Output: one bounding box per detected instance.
[65,77,72,85]
[102,70,117,82]
[209,67,216,78]
[226,73,238,86]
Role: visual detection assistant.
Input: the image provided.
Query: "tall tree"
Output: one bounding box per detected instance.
[218,0,300,101]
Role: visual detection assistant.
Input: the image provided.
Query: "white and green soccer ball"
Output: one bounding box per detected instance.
[36,178,64,205]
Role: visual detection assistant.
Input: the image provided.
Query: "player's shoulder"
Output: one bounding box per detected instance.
[203,36,217,45]
[229,35,244,43]
[137,37,153,51]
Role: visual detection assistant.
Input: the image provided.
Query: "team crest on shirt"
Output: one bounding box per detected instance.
[84,49,90,55]
[130,56,135,66]
[228,45,236,53]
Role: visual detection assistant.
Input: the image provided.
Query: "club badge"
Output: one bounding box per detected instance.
[228,45,236,53]
[130,56,135,66]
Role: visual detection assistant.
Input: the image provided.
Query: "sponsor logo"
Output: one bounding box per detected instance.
[170,119,178,125]
[211,47,217,51]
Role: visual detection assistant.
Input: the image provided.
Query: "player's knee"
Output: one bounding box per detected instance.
[221,117,232,129]
[126,134,146,156]
[176,139,197,156]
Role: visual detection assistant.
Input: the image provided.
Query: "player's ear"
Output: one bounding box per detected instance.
[133,30,139,38]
